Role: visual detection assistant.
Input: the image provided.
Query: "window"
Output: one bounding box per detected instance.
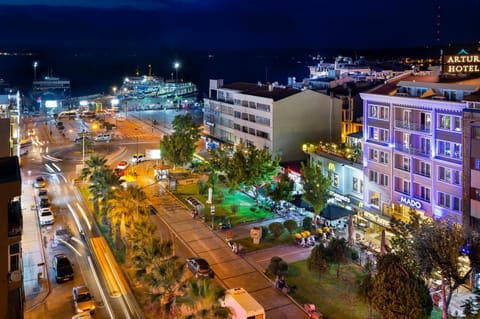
[439,167,451,183]
[453,197,461,211]
[438,114,462,132]
[420,161,431,177]
[403,157,410,171]
[369,104,388,120]
[369,105,377,118]
[438,192,451,208]
[437,140,461,159]
[476,159,480,170]
[353,177,358,192]
[370,170,378,183]
[403,180,410,194]
[370,192,380,208]
[370,170,388,186]
[379,151,388,164]
[369,149,378,161]
[333,173,339,187]
[420,186,431,202]
[368,127,388,143]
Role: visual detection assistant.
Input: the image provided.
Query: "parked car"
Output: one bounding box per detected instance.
[116,161,129,170]
[33,176,46,188]
[38,207,54,226]
[52,253,74,283]
[186,257,214,279]
[37,188,49,200]
[132,153,146,163]
[74,136,90,144]
[72,286,95,314]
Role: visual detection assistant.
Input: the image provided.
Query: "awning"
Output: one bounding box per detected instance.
[321,204,356,220]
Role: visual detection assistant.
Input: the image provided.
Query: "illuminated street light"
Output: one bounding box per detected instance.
[33,61,38,81]
[112,86,117,95]
[174,62,180,83]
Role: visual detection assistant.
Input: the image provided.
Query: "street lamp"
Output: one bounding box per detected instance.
[210,205,215,230]
[174,62,180,83]
[33,61,38,81]
[112,86,117,96]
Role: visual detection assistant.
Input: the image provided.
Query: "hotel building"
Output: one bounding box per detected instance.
[360,71,480,227]
[203,79,343,162]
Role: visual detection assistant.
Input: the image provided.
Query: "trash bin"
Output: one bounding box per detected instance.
[250,226,262,245]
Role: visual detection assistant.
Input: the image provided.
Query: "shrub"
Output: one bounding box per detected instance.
[302,217,313,231]
[250,207,257,213]
[265,256,289,277]
[261,226,269,239]
[268,222,284,239]
[231,204,239,215]
[197,180,207,195]
[283,219,298,234]
[348,247,359,261]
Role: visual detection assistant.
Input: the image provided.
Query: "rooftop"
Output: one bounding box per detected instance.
[222,82,301,101]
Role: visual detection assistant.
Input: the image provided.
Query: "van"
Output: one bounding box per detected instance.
[58,110,78,119]
[94,133,112,142]
[222,288,265,319]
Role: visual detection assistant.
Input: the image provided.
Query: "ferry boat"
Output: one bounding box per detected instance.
[119,75,197,100]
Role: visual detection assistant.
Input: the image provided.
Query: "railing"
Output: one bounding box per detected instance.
[413,170,431,178]
[394,143,430,158]
[394,165,410,172]
[395,120,431,133]
[412,194,431,203]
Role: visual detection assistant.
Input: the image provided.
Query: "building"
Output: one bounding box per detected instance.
[32,76,71,112]
[0,92,21,158]
[0,156,23,319]
[203,79,343,162]
[360,66,480,230]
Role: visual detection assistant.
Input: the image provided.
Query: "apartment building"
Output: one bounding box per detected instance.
[0,92,21,158]
[0,156,23,319]
[360,72,480,227]
[203,79,343,162]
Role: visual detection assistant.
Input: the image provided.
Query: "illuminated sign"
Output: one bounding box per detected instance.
[443,50,480,74]
[400,196,422,209]
[328,162,335,172]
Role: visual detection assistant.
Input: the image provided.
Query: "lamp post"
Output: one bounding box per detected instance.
[210,205,215,230]
[174,62,180,83]
[33,61,38,81]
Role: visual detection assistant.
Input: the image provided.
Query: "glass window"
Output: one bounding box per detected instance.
[353,177,358,192]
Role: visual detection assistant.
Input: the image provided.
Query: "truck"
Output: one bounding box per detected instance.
[221,288,265,319]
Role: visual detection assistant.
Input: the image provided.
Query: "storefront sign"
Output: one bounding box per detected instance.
[363,211,390,228]
[400,196,422,209]
[443,50,480,74]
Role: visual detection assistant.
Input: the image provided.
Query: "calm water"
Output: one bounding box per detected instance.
[0,49,312,98]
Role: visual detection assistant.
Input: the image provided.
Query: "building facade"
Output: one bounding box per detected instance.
[0,156,23,319]
[203,79,343,162]
[360,75,480,226]
[0,92,21,158]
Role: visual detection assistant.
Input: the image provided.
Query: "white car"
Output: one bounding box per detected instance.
[38,208,55,226]
[94,133,112,142]
[132,153,146,163]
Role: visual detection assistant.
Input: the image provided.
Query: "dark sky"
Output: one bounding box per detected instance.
[0,0,478,51]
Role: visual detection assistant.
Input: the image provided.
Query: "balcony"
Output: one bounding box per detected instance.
[395,120,431,133]
[315,142,363,164]
[394,143,430,158]
[394,164,410,172]
[413,169,431,178]
[8,200,22,238]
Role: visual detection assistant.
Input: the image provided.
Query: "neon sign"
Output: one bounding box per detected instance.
[443,49,480,74]
[400,196,422,209]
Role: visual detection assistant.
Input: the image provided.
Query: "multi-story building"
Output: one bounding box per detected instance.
[0,156,23,319]
[0,92,21,158]
[360,70,480,228]
[203,79,343,162]
[32,76,71,112]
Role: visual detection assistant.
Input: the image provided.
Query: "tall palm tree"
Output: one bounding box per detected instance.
[107,185,149,251]
[176,279,229,319]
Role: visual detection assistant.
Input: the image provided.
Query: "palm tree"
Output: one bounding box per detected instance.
[107,185,149,251]
[176,279,229,319]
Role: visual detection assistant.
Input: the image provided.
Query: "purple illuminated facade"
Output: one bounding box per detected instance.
[360,72,480,225]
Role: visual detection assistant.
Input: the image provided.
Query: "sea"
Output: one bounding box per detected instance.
[0,48,316,99]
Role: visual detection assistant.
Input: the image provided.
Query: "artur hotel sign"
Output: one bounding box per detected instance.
[443,49,480,74]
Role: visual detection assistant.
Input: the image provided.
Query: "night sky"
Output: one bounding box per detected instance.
[0,0,478,51]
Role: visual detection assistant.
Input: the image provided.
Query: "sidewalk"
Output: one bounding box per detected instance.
[21,171,50,312]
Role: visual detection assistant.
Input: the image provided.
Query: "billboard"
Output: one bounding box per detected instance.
[443,50,480,74]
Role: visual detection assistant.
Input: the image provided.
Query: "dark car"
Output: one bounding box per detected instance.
[53,254,74,283]
[186,257,214,279]
[33,176,46,188]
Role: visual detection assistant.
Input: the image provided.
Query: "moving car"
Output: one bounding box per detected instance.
[94,133,112,142]
[33,176,46,188]
[116,161,129,170]
[52,254,74,283]
[132,153,146,163]
[38,208,54,226]
[186,257,214,279]
[54,226,71,244]
[74,136,90,144]
[72,286,96,314]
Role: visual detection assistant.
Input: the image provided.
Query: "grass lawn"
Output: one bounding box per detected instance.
[175,183,274,225]
[236,230,295,252]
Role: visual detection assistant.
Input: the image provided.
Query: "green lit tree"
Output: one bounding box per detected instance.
[265,172,294,209]
[300,161,331,229]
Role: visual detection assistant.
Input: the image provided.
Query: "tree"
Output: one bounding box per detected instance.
[325,238,349,278]
[283,219,298,235]
[266,256,289,277]
[209,143,280,205]
[268,222,284,239]
[307,244,328,278]
[265,173,294,209]
[300,161,331,229]
[371,254,432,319]
[176,279,229,319]
[160,113,200,167]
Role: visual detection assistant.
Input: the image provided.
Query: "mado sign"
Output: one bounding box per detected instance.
[400,196,422,209]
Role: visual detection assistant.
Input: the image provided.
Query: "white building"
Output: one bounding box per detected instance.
[203,79,343,162]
